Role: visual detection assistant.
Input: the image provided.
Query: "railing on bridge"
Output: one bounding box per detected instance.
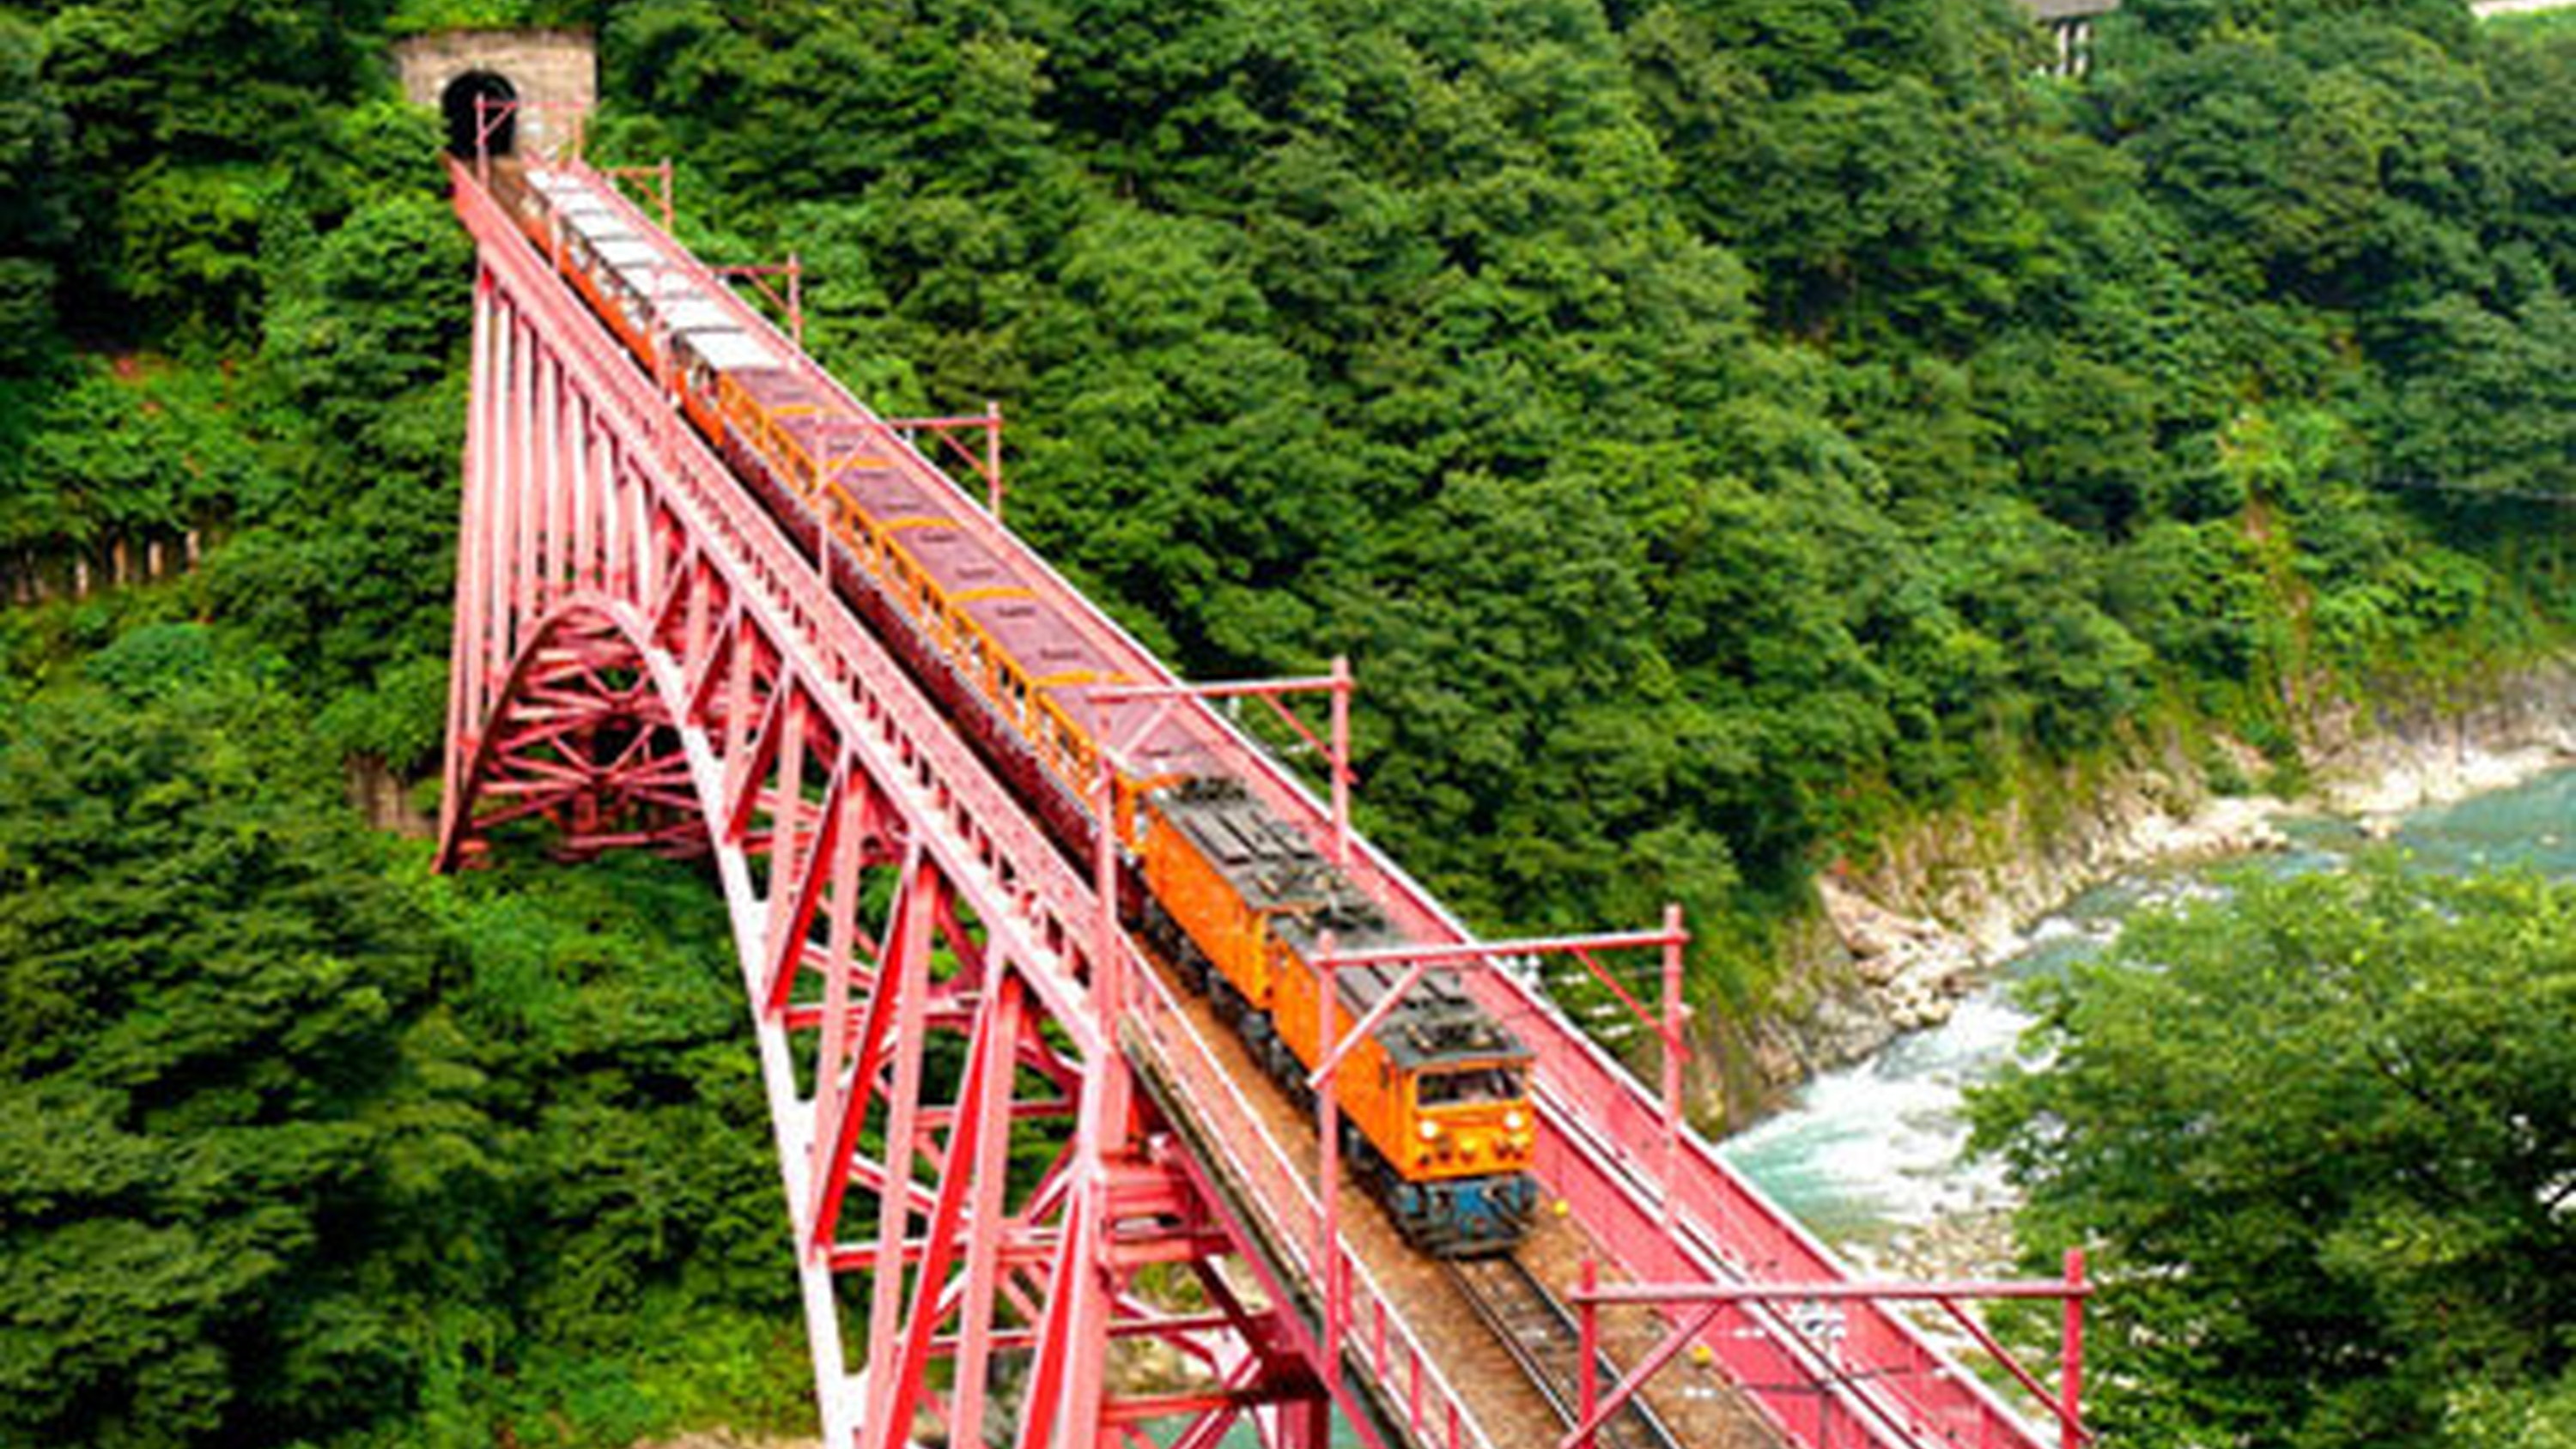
[439,149,2066,1449]
[1123,950,1492,1449]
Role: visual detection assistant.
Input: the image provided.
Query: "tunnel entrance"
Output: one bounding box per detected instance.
[442,70,518,158]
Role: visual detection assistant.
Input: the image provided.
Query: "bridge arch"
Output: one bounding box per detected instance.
[437,594,705,862]
[433,240,1314,1448]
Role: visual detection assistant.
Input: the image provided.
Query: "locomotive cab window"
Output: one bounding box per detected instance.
[1415,1065,1522,1106]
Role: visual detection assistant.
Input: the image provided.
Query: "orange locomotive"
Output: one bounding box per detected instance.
[500,162,1540,1254]
[1136,780,1536,1251]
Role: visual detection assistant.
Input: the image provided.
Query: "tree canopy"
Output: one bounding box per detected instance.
[1971,862,2576,1448]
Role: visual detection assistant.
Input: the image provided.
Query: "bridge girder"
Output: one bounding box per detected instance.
[435,251,1337,1449]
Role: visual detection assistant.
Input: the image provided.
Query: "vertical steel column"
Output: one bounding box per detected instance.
[569,401,595,592]
[595,428,620,596]
[512,315,539,651]
[787,253,804,347]
[1315,930,1343,1372]
[2062,1250,2085,1449]
[1328,655,1352,868]
[484,309,518,712]
[443,273,496,845]
[539,348,563,606]
[1661,901,1686,1229]
[1095,764,1133,1141]
[986,400,1005,520]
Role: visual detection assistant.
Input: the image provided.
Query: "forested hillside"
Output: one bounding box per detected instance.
[1,0,2572,1442]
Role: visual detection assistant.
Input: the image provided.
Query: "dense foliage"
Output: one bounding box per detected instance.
[0,0,2573,1440]
[0,627,806,1446]
[1971,863,2576,1448]
[577,0,2576,984]
[3,0,2571,980]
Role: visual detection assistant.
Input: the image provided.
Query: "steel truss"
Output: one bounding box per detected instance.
[437,149,2064,1449]
[434,175,1388,1449]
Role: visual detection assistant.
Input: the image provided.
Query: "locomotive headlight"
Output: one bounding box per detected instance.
[1504,1110,1528,1133]
[1418,1120,1442,1142]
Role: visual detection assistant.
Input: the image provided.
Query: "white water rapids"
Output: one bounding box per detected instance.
[1719,767,2576,1271]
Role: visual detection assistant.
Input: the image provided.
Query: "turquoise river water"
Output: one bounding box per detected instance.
[1718,765,2576,1265]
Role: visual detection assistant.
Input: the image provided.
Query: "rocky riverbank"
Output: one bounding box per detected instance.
[1741,661,2576,1100]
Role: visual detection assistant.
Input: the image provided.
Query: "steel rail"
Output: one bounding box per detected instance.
[1445,1257,1685,1449]
[535,157,2046,1449]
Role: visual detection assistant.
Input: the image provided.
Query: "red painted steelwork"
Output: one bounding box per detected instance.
[1566,1254,2093,1449]
[890,403,1007,520]
[440,144,2056,1449]
[440,159,1501,1449]
[600,160,677,233]
[714,256,805,346]
[519,151,2052,1449]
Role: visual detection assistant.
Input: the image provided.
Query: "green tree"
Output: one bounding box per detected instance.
[0,642,448,1445]
[39,0,370,342]
[0,15,73,355]
[1971,862,2576,1449]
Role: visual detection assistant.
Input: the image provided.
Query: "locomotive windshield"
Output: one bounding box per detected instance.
[1416,1065,1524,1106]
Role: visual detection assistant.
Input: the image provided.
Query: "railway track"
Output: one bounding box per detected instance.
[1446,1255,1686,1449]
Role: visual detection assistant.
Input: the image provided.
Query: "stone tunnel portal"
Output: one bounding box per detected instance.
[396,28,594,163]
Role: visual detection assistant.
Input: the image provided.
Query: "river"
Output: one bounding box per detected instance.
[1718,765,2576,1275]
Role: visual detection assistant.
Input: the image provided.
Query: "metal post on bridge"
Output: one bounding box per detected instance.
[1558,1252,2094,1449]
[600,158,677,233]
[1657,900,1686,1229]
[888,403,1010,522]
[987,399,1004,520]
[714,257,805,348]
[473,95,595,177]
[1085,659,1358,867]
[1327,654,1351,865]
[472,94,515,186]
[1316,928,1346,1371]
[1092,754,1132,1136]
[2062,1248,2086,1449]
[1303,915,1691,1373]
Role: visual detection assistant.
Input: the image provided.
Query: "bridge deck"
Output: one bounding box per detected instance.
[502,157,2048,1449]
[1129,940,1784,1449]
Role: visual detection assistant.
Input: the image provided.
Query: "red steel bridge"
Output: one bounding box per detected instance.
[434,148,2078,1449]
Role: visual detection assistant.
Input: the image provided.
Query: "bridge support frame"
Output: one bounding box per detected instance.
[1563,1255,2093,1449]
[434,147,2070,1449]
[435,164,1348,1449]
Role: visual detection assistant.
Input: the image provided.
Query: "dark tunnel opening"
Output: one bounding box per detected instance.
[442,70,518,159]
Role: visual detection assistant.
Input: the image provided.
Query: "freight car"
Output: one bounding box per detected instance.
[496,162,1540,1253]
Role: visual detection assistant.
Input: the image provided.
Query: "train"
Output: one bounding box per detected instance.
[496,162,1540,1255]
